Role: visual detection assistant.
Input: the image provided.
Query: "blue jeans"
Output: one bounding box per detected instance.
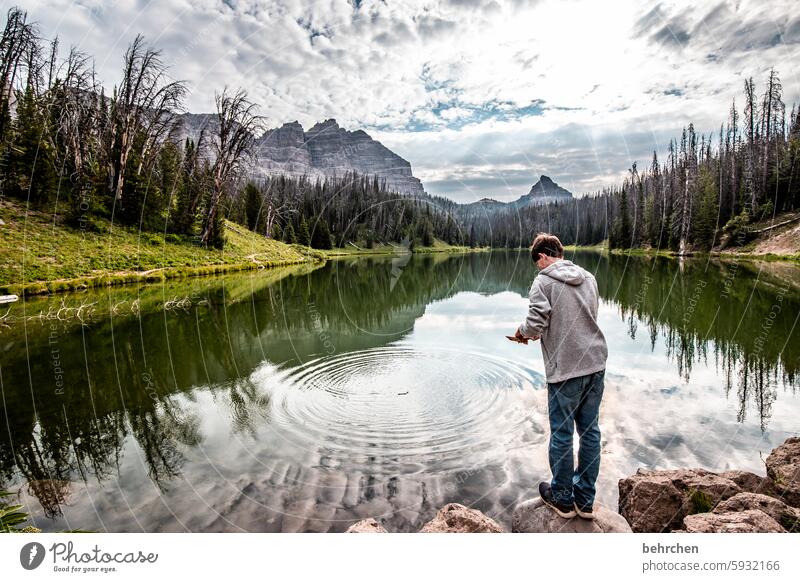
[546,369,605,509]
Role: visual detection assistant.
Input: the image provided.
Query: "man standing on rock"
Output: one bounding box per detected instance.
[514,233,608,520]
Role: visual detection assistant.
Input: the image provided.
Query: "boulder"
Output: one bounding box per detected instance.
[719,470,780,498]
[765,437,800,507]
[512,498,632,533]
[418,503,504,533]
[712,492,800,532]
[345,518,388,533]
[682,510,785,533]
[618,468,741,532]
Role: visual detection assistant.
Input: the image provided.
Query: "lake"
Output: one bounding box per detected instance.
[1,250,798,532]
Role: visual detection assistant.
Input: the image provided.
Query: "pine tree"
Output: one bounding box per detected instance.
[243,182,262,231]
[614,189,632,248]
[310,215,333,249]
[283,222,297,244]
[8,83,58,205]
[421,217,434,247]
[692,166,719,250]
[297,215,311,246]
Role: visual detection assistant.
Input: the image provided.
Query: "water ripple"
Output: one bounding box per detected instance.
[251,345,544,473]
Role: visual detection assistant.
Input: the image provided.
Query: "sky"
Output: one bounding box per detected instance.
[17,0,800,203]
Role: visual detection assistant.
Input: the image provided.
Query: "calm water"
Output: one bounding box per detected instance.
[1,250,798,532]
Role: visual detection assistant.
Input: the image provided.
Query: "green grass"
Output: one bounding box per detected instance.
[412,239,490,254]
[0,490,36,533]
[0,198,322,296]
[317,242,405,258]
[563,241,609,253]
[318,239,490,258]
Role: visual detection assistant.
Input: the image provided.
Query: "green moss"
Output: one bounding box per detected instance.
[779,514,799,532]
[688,489,715,514]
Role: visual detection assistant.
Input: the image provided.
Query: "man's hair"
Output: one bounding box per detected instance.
[530,232,564,262]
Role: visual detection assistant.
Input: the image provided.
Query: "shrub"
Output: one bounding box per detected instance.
[144,233,164,246]
[720,210,754,248]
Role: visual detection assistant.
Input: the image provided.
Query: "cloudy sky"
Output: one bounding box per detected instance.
[19,0,800,202]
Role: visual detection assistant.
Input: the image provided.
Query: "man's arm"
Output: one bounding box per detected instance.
[518,278,551,338]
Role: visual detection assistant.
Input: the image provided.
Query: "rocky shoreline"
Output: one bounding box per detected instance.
[346,437,800,533]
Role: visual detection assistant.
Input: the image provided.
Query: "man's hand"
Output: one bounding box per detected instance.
[514,327,540,344]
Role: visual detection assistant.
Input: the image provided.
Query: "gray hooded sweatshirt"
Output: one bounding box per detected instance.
[518,259,608,383]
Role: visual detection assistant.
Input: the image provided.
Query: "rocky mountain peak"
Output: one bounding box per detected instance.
[528,175,570,198]
[308,118,340,132]
[513,175,573,207]
[174,113,425,196]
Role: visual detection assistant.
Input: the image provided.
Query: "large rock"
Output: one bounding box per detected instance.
[618,468,741,532]
[418,503,505,533]
[713,492,800,532]
[765,437,800,507]
[682,510,785,533]
[345,518,388,533]
[719,470,780,498]
[512,498,632,533]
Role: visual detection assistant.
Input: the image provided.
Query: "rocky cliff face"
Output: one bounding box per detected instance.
[175,115,425,197]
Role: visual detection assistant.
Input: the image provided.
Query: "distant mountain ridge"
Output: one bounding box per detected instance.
[463,176,574,210]
[176,114,425,197]
[176,114,573,206]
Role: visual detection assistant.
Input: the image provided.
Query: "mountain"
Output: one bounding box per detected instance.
[462,197,508,211]
[460,177,574,214]
[175,115,425,197]
[512,175,573,207]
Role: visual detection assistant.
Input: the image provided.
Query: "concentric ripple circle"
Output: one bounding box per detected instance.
[251,345,544,473]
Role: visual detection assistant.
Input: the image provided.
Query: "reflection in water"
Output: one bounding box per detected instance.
[0,250,797,531]
[595,254,798,431]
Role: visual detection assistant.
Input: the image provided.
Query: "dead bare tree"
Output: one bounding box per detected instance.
[110,34,187,206]
[48,48,96,175]
[200,86,264,245]
[0,7,37,141]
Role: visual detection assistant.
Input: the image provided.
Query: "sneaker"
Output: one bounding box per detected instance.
[538,482,576,518]
[574,501,595,520]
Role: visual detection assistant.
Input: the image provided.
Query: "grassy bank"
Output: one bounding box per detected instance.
[318,239,490,258]
[0,199,323,296]
[566,233,800,262]
[0,199,489,297]
[412,239,491,254]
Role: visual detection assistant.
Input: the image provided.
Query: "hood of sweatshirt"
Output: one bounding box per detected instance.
[540,259,586,285]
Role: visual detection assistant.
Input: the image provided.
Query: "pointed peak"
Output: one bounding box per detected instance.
[517,175,573,204]
[308,118,341,133]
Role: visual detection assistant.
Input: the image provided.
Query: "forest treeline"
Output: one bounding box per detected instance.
[0,7,464,251]
[604,68,800,253]
[461,70,800,251]
[2,6,798,254]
